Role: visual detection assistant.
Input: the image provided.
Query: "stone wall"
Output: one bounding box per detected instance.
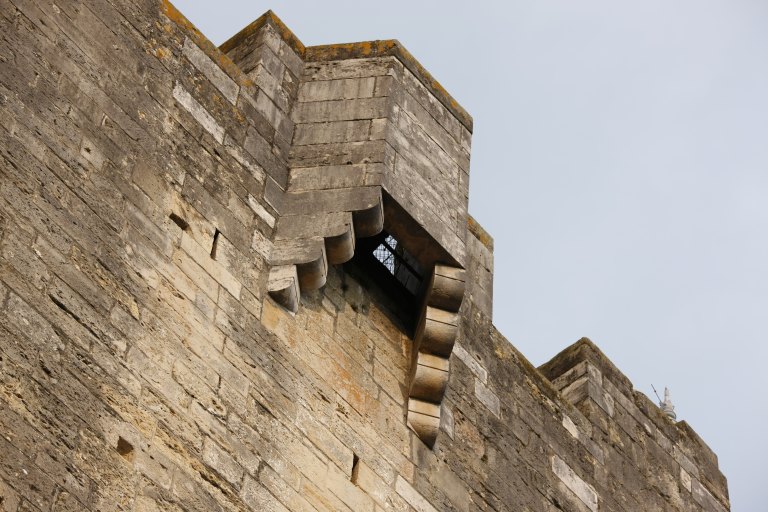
[0,1,728,511]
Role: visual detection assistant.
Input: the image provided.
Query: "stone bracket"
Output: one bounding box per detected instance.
[267,265,300,313]
[407,264,466,447]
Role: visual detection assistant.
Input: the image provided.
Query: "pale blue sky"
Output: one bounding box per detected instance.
[173,1,767,508]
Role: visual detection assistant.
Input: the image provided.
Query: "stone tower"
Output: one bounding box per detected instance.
[0,2,728,511]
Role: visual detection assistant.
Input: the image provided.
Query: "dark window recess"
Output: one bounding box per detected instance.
[372,235,422,296]
[211,229,221,259]
[350,454,361,484]
[344,231,425,333]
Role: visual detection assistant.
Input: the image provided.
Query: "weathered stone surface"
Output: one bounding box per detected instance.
[409,353,450,402]
[407,400,441,449]
[182,37,240,104]
[0,4,729,512]
[172,83,226,143]
[415,307,460,357]
[267,265,299,313]
[552,455,599,511]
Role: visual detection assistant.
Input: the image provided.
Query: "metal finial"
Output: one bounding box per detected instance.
[659,387,677,420]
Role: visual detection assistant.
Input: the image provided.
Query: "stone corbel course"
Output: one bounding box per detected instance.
[266,188,384,311]
[408,265,466,447]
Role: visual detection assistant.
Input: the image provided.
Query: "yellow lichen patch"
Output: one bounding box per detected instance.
[305,40,398,61]
[219,10,306,56]
[468,215,494,251]
[163,1,254,89]
[214,52,251,88]
[144,36,175,61]
[153,47,171,60]
[160,0,202,38]
[218,18,263,54]
[358,41,374,56]
[266,10,306,55]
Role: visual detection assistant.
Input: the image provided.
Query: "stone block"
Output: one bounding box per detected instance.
[353,461,409,512]
[407,400,440,448]
[288,163,382,191]
[182,37,239,104]
[267,265,299,313]
[452,342,487,384]
[134,444,174,490]
[303,58,395,81]
[295,408,354,476]
[292,97,388,124]
[409,353,449,403]
[172,82,225,143]
[289,140,389,167]
[474,379,501,418]
[414,306,459,358]
[203,438,245,487]
[325,464,375,512]
[249,63,291,113]
[395,475,438,512]
[258,464,316,512]
[179,231,242,299]
[241,476,289,512]
[298,77,376,102]
[293,120,371,146]
[551,455,598,512]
